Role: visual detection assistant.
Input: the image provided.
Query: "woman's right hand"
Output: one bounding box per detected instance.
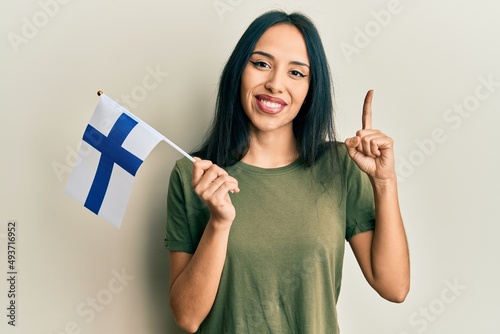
[192,158,240,226]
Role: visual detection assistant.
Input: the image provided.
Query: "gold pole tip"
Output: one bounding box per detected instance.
[97,90,103,96]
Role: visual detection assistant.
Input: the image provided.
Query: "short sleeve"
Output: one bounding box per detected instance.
[164,160,195,253]
[344,151,376,241]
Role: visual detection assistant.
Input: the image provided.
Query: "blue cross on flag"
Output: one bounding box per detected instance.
[66,94,163,228]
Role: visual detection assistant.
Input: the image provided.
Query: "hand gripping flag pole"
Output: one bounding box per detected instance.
[66,91,194,228]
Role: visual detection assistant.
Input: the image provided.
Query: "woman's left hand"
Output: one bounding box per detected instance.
[345,90,397,184]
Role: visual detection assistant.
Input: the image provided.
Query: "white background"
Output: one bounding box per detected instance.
[1,0,499,333]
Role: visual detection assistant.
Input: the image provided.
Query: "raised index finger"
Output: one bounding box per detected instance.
[362,89,374,130]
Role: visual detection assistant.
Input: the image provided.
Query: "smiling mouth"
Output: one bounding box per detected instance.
[259,99,282,109]
[255,95,287,114]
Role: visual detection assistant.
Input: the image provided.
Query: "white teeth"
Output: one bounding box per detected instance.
[260,99,282,109]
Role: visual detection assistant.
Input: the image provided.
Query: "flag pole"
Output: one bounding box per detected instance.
[96,90,195,163]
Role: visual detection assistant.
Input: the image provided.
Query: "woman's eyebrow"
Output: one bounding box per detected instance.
[251,50,310,68]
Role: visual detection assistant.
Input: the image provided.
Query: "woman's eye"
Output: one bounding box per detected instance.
[250,61,270,69]
[290,70,307,78]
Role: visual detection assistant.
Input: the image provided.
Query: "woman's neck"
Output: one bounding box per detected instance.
[241,130,298,168]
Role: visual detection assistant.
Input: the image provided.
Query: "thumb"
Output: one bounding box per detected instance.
[345,136,360,158]
[345,136,360,149]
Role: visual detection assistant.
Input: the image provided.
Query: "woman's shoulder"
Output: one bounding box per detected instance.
[317,141,348,162]
[314,140,364,179]
[169,157,194,184]
[174,156,194,170]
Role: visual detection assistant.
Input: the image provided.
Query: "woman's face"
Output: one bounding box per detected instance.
[240,24,310,136]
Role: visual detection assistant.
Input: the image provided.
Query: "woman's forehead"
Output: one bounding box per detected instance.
[253,24,310,64]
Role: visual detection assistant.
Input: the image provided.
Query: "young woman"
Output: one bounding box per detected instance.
[165,10,410,333]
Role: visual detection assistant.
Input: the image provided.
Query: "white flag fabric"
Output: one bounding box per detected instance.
[66,94,163,228]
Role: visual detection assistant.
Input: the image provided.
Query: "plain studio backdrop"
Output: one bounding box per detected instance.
[1,1,498,333]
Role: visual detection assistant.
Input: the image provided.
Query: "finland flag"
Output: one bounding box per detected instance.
[66,93,192,228]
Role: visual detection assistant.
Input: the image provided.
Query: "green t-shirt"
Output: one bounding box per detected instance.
[165,144,375,333]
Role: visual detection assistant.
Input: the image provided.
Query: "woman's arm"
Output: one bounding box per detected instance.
[169,222,231,332]
[349,178,410,302]
[169,159,239,332]
[345,90,410,302]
